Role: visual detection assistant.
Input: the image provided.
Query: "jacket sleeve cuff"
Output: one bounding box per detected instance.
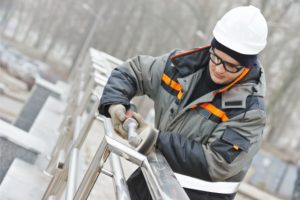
[98,101,131,117]
[98,68,136,117]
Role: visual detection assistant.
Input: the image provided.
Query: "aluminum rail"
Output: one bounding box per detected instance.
[65,116,81,200]
[42,88,102,200]
[45,81,102,175]
[74,117,189,200]
[43,49,189,200]
[102,117,131,200]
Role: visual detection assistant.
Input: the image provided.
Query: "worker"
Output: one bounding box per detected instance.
[99,5,268,200]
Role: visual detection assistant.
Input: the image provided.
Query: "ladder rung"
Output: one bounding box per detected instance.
[102,168,113,177]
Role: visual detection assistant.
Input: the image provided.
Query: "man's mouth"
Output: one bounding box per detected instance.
[214,72,224,79]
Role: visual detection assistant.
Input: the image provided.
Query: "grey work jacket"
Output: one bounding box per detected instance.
[99,46,266,184]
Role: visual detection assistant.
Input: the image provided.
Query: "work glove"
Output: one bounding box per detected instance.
[132,112,159,155]
[108,104,128,139]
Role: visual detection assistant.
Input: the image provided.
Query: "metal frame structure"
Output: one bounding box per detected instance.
[72,117,189,200]
[41,48,189,200]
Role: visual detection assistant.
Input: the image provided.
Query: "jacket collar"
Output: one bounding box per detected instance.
[171,46,210,76]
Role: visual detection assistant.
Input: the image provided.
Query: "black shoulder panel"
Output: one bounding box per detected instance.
[225,95,265,119]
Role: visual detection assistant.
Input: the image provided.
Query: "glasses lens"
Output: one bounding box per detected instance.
[210,52,221,65]
[209,48,244,73]
[224,63,244,73]
[224,63,238,73]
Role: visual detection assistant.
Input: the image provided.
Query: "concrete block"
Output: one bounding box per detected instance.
[14,82,60,132]
[29,96,65,154]
[0,138,37,184]
[0,159,51,200]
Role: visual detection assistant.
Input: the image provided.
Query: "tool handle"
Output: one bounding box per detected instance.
[123,111,142,147]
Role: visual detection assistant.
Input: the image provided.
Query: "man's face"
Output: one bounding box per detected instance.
[209,48,245,85]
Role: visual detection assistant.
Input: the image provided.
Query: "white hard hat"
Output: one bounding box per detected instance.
[213,5,268,55]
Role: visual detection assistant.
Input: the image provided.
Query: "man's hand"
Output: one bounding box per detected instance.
[131,112,149,134]
[132,112,159,155]
[108,104,128,139]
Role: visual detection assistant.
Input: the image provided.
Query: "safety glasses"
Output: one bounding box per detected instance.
[209,48,244,73]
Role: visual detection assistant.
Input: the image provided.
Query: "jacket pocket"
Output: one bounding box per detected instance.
[211,127,251,163]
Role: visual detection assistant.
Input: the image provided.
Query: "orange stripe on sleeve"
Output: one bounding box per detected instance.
[162,73,182,92]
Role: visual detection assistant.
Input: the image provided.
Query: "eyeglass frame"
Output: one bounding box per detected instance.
[209,48,245,73]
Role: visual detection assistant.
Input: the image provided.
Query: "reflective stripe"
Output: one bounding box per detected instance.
[162,73,181,91]
[161,73,184,100]
[174,173,240,194]
[200,103,228,122]
[177,90,183,100]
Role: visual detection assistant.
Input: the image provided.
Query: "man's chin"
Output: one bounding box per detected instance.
[211,76,226,85]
